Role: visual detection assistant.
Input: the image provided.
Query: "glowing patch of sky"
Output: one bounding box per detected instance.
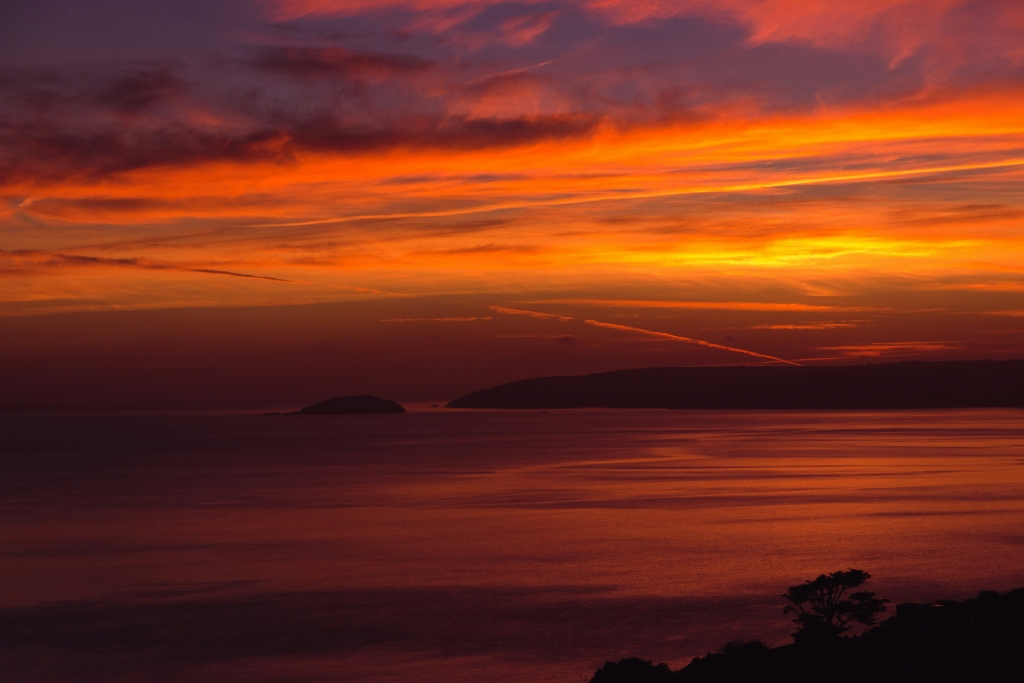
[2,0,1024,385]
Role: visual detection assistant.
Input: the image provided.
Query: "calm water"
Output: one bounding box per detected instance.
[3,409,1024,682]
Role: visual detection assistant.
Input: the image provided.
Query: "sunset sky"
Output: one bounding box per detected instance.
[3,0,1024,404]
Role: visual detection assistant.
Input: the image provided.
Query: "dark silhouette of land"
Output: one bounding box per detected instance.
[447,360,1024,410]
[268,395,405,415]
[782,569,888,643]
[590,586,1024,683]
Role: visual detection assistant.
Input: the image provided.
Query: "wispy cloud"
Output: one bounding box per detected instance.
[751,322,862,330]
[528,299,876,312]
[814,342,959,358]
[489,306,573,321]
[1,251,295,282]
[382,316,492,322]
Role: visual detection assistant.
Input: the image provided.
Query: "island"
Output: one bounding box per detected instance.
[446,360,1024,410]
[270,395,406,415]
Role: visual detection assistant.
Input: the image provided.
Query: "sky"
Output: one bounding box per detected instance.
[3,0,1024,404]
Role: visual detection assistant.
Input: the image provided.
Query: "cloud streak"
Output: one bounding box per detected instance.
[382,316,492,322]
[1,251,294,283]
[490,306,573,321]
[584,319,801,366]
[751,323,860,330]
[529,299,875,312]
[813,342,960,358]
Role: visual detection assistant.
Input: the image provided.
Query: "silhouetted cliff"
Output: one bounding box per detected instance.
[447,361,1024,410]
[590,588,1024,683]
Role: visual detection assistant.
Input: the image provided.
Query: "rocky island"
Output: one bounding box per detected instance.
[447,360,1024,410]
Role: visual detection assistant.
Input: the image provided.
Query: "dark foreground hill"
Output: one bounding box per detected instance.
[269,395,405,415]
[591,588,1024,683]
[447,360,1024,410]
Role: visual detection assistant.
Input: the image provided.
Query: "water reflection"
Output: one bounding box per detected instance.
[2,409,1023,681]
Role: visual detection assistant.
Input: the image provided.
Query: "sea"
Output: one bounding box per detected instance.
[3,407,1024,682]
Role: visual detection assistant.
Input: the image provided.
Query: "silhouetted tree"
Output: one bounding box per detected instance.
[783,569,888,643]
[590,658,676,683]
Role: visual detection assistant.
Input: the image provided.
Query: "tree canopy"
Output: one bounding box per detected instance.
[783,569,889,642]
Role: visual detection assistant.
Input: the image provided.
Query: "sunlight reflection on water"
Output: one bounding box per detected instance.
[2,409,1024,682]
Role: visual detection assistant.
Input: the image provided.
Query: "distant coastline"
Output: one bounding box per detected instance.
[447,360,1024,410]
[267,395,406,415]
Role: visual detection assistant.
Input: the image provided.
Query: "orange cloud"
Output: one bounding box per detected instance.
[751,323,861,330]
[6,1,1024,339]
[814,341,959,357]
[529,299,875,312]
[382,316,492,321]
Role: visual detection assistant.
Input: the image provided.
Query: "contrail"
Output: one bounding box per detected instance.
[584,319,801,366]
[489,306,573,321]
[186,268,292,282]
